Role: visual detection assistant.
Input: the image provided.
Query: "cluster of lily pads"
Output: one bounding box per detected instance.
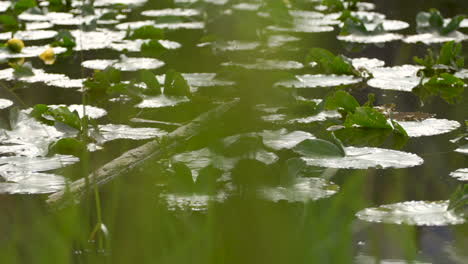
[0,0,466,250]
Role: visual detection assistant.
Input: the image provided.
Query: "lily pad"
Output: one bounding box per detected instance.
[136,95,190,109]
[300,146,423,169]
[153,22,205,30]
[403,32,468,44]
[0,98,13,109]
[81,57,165,71]
[214,40,260,51]
[25,22,54,30]
[355,254,432,264]
[397,118,460,137]
[0,172,65,194]
[221,59,303,71]
[450,168,468,181]
[367,65,422,92]
[455,144,468,155]
[161,191,228,211]
[232,3,260,11]
[267,34,300,48]
[173,147,278,179]
[156,73,234,89]
[259,177,339,203]
[267,22,334,33]
[351,57,385,70]
[0,1,10,12]
[0,30,57,41]
[290,111,342,123]
[0,68,81,88]
[276,74,361,88]
[110,39,181,52]
[0,155,79,172]
[116,21,156,31]
[93,0,147,7]
[71,29,126,50]
[338,19,409,32]
[94,124,167,142]
[356,200,466,226]
[454,69,468,79]
[0,45,66,60]
[316,2,376,12]
[174,0,228,5]
[141,8,200,17]
[261,129,316,150]
[0,111,76,157]
[337,33,403,43]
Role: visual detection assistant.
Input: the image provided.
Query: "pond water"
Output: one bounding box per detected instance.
[0,0,467,263]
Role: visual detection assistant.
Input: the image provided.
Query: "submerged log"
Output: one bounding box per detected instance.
[47,100,238,208]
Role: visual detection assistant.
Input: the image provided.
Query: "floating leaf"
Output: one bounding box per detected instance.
[293,139,346,158]
[259,177,339,203]
[300,146,423,169]
[450,168,468,181]
[398,118,460,137]
[93,124,167,142]
[356,200,465,226]
[0,172,65,195]
[276,74,361,88]
[0,155,79,172]
[261,129,316,150]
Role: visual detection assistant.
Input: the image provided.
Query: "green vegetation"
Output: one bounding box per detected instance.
[416,8,465,35]
[305,48,360,76]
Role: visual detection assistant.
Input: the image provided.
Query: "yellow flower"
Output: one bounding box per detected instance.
[6,38,25,53]
[39,47,56,65]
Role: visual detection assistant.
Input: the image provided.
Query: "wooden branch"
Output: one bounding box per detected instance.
[47,100,238,208]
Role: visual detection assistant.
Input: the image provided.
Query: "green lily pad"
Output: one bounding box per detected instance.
[337,32,403,43]
[0,45,66,60]
[404,32,468,44]
[0,171,66,194]
[450,168,468,181]
[221,59,303,71]
[82,57,165,71]
[300,146,423,169]
[258,177,339,203]
[93,124,167,142]
[0,155,79,172]
[110,39,181,52]
[173,147,278,180]
[356,200,466,226]
[293,139,346,158]
[367,65,422,92]
[276,74,361,88]
[0,98,13,109]
[398,118,460,137]
[136,94,190,109]
[161,191,228,211]
[71,29,126,50]
[261,129,316,150]
[0,30,57,41]
[141,8,200,17]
